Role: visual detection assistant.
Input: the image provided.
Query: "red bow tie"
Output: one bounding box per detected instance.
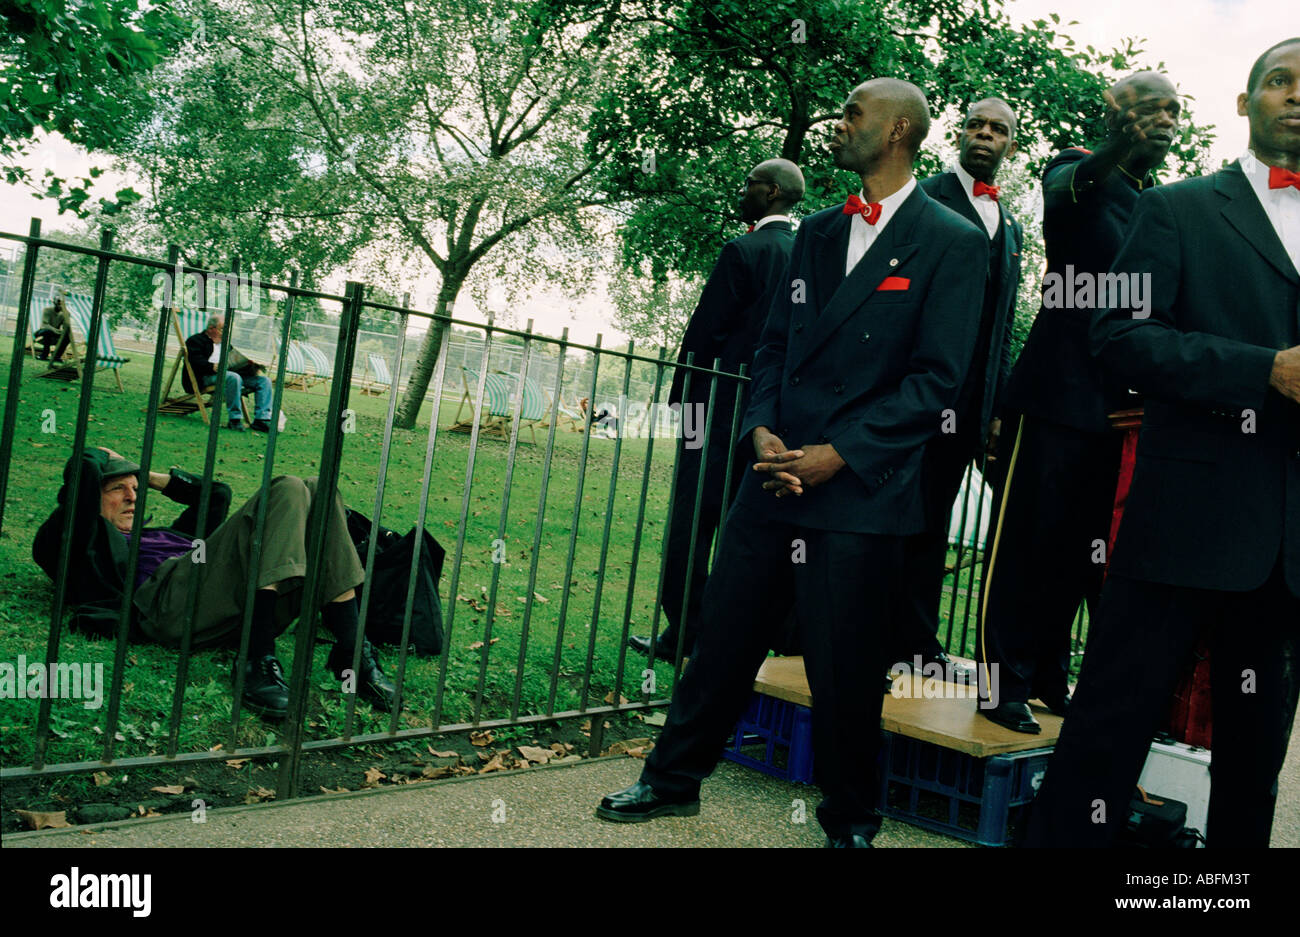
[973,180,1000,200]
[1268,166,1300,191]
[746,223,755,233]
[843,194,883,224]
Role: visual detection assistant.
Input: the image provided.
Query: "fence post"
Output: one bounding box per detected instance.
[0,218,42,536]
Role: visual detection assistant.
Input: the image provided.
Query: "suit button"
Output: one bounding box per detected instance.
[790,376,800,386]
[833,383,843,394]
[860,332,870,343]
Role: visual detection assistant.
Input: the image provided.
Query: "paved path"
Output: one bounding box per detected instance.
[6,725,1298,848]
[3,756,971,848]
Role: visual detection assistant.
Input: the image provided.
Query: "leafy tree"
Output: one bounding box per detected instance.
[606,264,703,351]
[113,0,631,428]
[588,1,1214,281]
[0,0,185,216]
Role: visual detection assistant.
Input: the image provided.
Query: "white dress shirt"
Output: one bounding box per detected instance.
[1239,149,1300,275]
[751,213,793,232]
[953,163,1002,239]
[845,176,918,276]
[208,341,222,365]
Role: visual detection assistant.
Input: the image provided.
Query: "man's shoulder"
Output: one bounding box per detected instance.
[1148,168,1221,205]
[917,189,984,241]
[918,171,954,196]
[1045,146,1092,175]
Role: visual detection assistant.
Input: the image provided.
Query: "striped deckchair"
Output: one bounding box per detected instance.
[449,367,546,444]
[156,308,250,424]
[298,341,333,392]
[37,292,129,392]
[360,352,392,396]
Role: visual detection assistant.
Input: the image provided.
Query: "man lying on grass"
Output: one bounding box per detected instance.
[32,446,398,719]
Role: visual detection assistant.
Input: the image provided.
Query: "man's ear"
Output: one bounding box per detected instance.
[891,116,910,145]
[1007,140,1019,159]
[1236,92,1249,118]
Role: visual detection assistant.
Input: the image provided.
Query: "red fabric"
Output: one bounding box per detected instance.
[973,180,1001,200]
[1268,165,1300,191]
[843,193,883,224]
[877,276,910,291]
[746,223,755,233]
[1108,419,1212,749]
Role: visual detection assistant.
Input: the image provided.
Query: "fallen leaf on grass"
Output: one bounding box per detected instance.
[149,785,185,795]
[478,753,507,774]
[603,691,628,705]
[517,745,554,764]
[92,771,112,787]
[320,786,349,795]
[16,809,71,830]
[421,765,457,780]
[469,729,494,747]
[466,638,501,650]
[427,746,458,758]
[224,758,249,769]
[362,767,386,787]
[643,711,667,726]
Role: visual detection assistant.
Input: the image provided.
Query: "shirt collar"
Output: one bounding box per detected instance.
[858,176,917,225]
[751,214,792,232]
[1240,149,1276,205]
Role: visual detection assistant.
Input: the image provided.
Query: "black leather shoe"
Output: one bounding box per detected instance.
[826,833,874,848]
[595,781,700,822]
[1036,690,1071,716]
[980,700,1041,734]
[226,419,245,432]
[329,639,399,712]
[235,655,289,719]
[628,633,692,660]
[250,419,271,433]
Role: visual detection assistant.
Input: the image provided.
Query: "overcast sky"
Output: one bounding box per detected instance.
[1,0,1281,344]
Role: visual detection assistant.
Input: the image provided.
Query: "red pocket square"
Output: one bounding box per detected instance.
[878,276,910,291]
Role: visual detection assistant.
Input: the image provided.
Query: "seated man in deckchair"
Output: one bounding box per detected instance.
[183,312,273,432]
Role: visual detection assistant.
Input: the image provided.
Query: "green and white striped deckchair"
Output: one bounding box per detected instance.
[298,341,333,392]
[449,367,546,444]
[273,340,313,391]
[37,291,129,392]
[361,352,393,396]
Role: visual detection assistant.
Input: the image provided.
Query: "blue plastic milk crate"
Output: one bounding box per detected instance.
[878,733,1054,846]
[722,693,815,784]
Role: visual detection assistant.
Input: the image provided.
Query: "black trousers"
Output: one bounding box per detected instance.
[1024,563,1300,847]
[641,506,903,840]
[657,434,745,649]
[978,415,1123,704]
[895,426,985,662]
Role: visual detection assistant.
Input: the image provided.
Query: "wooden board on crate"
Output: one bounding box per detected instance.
[752,656,1063,759]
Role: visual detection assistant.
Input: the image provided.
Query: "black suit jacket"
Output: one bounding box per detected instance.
[736,185,989,535]
[1090,161,1300,596]
[1007,147,1153,431]
[668,220,796,427]
[920,170,1023,437]
[182,330,217,393]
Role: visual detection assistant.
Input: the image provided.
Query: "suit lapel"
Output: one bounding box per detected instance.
[938,171,984,232]
[794,186,927,370]
[1217,162,1300,285]
[811,211,849,311]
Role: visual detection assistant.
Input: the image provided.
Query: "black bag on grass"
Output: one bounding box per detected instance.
[344,508,446,656]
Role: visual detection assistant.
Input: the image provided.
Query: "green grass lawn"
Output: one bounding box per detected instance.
[0,348,693,774]
[0,347,1069,784]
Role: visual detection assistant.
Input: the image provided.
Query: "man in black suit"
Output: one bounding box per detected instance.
[596,78,988,846]
[629,158,803,662]
[893,98,1024,682]
[978,72,1182,733]
[1025,38,1300,847]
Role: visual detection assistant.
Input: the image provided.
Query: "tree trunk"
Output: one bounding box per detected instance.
[392,275,465,429]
